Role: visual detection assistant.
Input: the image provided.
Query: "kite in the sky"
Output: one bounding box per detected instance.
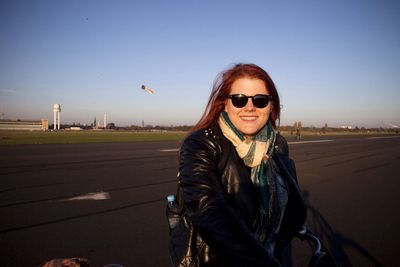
[141,85,155,94]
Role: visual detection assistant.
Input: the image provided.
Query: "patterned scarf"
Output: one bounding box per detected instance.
[218,111,282,242]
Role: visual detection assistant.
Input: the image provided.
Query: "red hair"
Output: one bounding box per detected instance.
[191,63,280,132]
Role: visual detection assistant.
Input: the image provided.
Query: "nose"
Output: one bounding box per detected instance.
[244,98,256,111]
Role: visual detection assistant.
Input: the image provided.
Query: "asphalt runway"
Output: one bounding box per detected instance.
[1,135,399,267]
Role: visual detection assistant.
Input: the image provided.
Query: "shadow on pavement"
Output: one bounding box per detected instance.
[296,190,384,267]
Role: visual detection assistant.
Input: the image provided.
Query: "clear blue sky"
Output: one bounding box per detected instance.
[1,0,399,127]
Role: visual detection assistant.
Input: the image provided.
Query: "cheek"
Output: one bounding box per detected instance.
[267,108,273,120]
[266,105,272,115]
[224,100,230,112]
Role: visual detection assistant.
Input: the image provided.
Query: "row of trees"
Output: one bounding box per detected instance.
[278,122,399,135]
[49,123,192,132]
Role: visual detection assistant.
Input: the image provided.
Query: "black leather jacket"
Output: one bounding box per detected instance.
[175,124,307,267]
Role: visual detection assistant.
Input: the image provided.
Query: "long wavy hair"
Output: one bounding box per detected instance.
[191,63,280,132]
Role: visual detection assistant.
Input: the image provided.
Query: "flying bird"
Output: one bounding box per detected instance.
[141,85,155,94]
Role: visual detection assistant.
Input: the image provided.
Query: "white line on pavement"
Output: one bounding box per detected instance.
[288,140,334,145]
[62,192,110,201]
[160,140,334,151]
[367,136,400,140]
[159,148,180,152]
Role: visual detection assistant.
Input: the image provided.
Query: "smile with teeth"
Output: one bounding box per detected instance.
[240,116,258,121]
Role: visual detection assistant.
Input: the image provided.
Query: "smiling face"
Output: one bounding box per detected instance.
[224,77,272,137]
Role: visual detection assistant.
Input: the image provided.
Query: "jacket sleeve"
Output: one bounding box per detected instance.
[179,130,280,266]
[273,134,307,252]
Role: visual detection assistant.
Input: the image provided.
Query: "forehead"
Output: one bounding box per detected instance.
[230,77,268,95]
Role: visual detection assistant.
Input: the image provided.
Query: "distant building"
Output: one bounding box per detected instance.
[340,125,352,129]
[67,126,82,131]
[0,119,49,131]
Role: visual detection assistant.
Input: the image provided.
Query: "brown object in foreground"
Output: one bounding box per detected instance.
[39,257,89,267]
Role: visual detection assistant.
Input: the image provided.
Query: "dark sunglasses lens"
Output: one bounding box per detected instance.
[231,95,248,108]
[253,95,269,108]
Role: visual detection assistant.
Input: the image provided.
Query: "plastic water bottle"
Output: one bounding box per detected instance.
[167,195,176,207]
[166,194,180,230]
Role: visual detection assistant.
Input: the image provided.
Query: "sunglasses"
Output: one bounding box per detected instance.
[228,94,272,109]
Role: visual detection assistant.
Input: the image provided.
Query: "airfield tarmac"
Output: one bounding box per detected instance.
[0,135,399,267]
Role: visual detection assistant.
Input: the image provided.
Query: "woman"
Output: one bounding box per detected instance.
[168,63,307,267]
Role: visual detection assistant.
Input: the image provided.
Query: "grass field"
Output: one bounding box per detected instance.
[0,130,187,145]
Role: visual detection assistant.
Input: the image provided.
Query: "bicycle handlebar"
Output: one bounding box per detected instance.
[296,226,322,255]
[295,226,337,267]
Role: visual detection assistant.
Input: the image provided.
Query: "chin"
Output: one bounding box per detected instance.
[239,127,259,136]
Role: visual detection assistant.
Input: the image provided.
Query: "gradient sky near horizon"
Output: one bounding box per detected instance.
[1,0,399,127]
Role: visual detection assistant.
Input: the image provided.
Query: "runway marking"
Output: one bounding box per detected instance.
[160,140,334,151]
[367,136,400,140]
[288,139,333,145]
[160,148,179,152]
[62,192,110,201]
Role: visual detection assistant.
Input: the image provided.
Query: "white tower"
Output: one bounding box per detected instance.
[53,104,61,130]
[104,113,107,128]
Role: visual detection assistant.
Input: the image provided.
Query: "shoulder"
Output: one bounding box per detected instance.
[181,124,221,157]
[274,133,289,157]
[185,125,219,142]
[273,133,299,182]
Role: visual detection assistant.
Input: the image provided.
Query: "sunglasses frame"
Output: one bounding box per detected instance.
[228,94,272,109]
